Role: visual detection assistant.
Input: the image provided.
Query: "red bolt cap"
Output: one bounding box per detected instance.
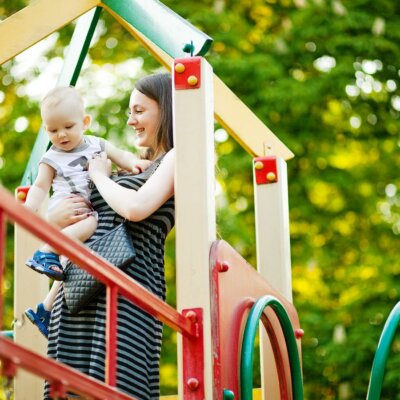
[187,377,200,391]
[185,310,198,323]
[219,261,229,272]
[295,328,305,339]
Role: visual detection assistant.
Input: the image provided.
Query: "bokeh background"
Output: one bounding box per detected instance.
[0,1,399,399]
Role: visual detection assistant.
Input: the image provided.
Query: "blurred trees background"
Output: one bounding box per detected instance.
[0,0,399,399]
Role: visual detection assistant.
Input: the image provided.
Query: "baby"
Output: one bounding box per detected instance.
[25,85,150,280]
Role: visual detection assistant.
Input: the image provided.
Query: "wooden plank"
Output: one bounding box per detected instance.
[253,157,294,400]
[160,388,263,399]
[0,0,100,64]
[14,202,49,400]
[173,57,216,400]
[104,7,294,159]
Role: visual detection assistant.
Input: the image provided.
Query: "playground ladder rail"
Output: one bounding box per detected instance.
[0,185,204,399]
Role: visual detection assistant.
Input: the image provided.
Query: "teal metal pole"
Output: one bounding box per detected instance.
[21,7,102,186]
[366,302,400,400]
[241,295,303,400]
[102,0,213,58]
[1,331,13,339]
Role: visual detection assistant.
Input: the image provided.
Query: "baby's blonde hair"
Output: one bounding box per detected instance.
[41,86,85,117]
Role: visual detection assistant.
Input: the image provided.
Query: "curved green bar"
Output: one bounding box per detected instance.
[367,301,400,400]
[240,295,303,400]
[102,0,213,57]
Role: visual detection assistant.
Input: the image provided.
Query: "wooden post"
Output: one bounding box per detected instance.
[173,57,216,399]
[253,156,293,400]
[14,190,49,400]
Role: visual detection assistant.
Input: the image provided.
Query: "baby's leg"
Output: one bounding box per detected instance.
[41,216,97,253]
[43,281,62,311]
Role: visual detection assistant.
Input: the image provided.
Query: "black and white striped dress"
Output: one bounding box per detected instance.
[45,159,174,399]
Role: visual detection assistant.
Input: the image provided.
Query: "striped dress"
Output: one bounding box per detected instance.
[45,158,174,399]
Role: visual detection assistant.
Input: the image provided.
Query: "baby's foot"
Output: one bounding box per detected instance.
[25,250,64,281]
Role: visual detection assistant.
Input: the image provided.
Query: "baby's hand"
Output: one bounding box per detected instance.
[131,159,153,175]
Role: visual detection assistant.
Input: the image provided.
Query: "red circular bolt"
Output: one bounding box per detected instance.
[219,261,229,272]
[295,328,304,339]
[187,377,199,391]
[185,310,197,323]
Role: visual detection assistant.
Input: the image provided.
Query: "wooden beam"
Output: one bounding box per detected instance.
[0,0,100,64]
[104,6,294,159]
[174,57,216,400]
[161,388,263,399]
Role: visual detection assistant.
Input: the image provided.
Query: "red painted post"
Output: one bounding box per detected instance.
[0,210,5,332]
[182,308,204,400]
[106,285,119,387]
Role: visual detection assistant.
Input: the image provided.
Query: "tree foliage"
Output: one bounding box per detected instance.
[0,0,399,398]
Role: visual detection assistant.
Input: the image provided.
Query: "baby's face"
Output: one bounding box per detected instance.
[42,99,89,152]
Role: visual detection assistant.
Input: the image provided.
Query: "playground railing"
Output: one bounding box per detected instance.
[240,295,303,400]
[0,185,204,399]
[367,301,400,400]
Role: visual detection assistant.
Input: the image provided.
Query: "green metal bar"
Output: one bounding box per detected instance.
[21,7,102,186]
[102,0,213,58]
[241,295,303,400]
[366,302,400,400]
[223,389,235,399]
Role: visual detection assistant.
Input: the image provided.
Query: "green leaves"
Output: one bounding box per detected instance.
[0,0,399,397]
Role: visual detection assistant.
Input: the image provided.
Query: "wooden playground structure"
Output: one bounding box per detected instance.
[0,1,397,399]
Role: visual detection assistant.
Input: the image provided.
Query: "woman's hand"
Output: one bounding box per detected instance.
[88,152,112,181]
[47,194,92,228]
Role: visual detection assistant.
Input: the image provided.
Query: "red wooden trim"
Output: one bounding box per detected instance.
[182,308,204,400]
[0,337,136,400]
[174,57,202,90]
[106,285,119,387]
[254,156,278,185]
[0,185,197,338]
[0,210,5,332]
[210,245,222,399]
[15,186,30,203]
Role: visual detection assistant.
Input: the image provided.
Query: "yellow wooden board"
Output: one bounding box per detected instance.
[161,388,262,399]
[104,5,294,159]
[0,0,100,64]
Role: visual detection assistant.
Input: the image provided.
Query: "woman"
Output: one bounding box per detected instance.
[45,73,175,400]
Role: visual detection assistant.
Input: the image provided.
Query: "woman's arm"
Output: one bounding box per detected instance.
[88,150,174,222]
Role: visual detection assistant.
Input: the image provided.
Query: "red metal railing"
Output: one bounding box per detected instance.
[0,185,204,399]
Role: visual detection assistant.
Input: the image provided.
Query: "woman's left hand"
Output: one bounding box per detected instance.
[88,152,112,180]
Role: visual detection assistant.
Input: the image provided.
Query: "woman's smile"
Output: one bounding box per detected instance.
[128,89,160,148]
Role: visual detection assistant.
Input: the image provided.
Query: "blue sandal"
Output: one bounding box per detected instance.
[25,251,64,281]
[25,303,51,338]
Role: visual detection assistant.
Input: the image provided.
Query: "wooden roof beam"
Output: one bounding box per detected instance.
[0,0,100,64]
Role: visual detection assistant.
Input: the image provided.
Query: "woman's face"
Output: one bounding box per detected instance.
[128,89,160,149]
